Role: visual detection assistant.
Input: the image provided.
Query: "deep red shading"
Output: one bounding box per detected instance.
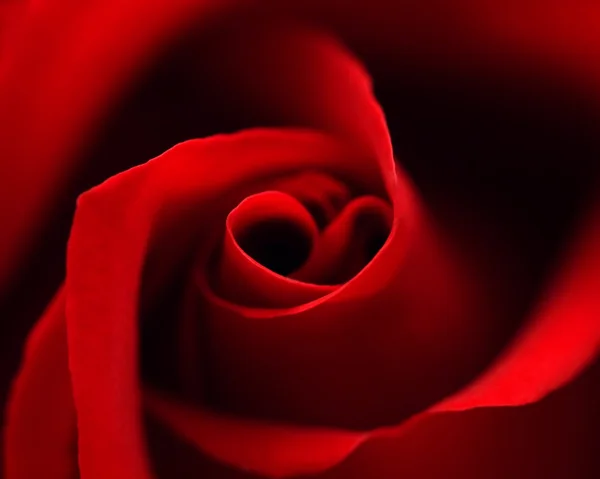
[4,290,77,479]
[213,190,331,308]
[0,0,232,292]
[2,4,600,479]
[64,129,364,479]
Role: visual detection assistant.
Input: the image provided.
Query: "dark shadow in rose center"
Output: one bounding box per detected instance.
[235,218,313,276]
[356,210,390,262]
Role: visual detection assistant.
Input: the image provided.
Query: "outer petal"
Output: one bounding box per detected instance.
[436,195,600,411]
[146,356,600,479]
[10,4,597,479]
[65,128,369,479]
[313,356,600,479]
[144,390,362,478]
[0,0,235,290]
[4,289,77,479]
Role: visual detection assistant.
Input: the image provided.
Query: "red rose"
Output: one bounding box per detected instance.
[1,2,599,479]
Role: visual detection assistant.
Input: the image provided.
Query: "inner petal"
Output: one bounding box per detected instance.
[292,196,393,285]
[229,190,317,276]
[273,171,352,229]
[208,190,334,309]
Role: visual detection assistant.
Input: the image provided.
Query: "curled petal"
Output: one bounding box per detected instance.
[211,190,333,308]
[273,171,351,228]
[65,128,366,479]
[291,196,393,284]
[144,389,363,478]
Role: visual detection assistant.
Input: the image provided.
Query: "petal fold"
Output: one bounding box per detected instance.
[66,128,363,479]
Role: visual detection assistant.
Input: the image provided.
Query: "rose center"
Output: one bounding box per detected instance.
[235,218,313,276]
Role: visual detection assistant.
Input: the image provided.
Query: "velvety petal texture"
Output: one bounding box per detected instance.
[4,290,77,479]
[3,3,600,479]
[437,194,600,411]
[64,129,375,479]
[0,0,235,291]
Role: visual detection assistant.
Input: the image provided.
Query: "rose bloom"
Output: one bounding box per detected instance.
[0,1,599,478]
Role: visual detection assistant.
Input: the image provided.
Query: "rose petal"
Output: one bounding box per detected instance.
[145,355,600,479]
[147,17,502,473]
[272,172,351,229]
[152,14,594,475]
[4,289,77,479]
[188,194,600,477]
[5,3,600,479]
[191,25,489,433]
[212,190,333,308]
[194,17,395,196]
[436,194,600,411]
[66,128,368,479]
[144,389,363,478]
[199,205,487,431]
[189,22,410,320]
[0,0,235,291]
[291,196,393,284]
[312,357,600,479]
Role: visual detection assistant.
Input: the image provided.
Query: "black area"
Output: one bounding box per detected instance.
[303,200,330,230]
[235,219,313,276]
[139,272,187,394]
[355,210,391,262]
[372,64,600,316]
